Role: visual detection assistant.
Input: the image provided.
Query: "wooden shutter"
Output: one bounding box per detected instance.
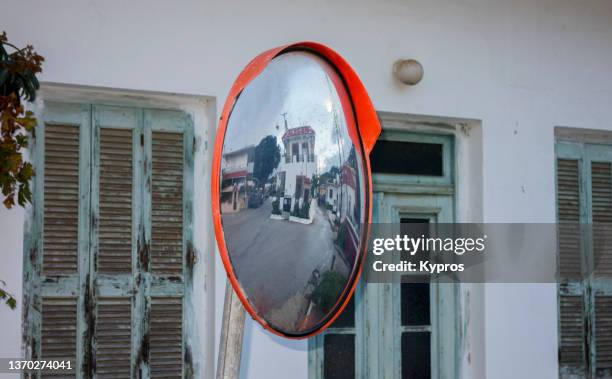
[591,160,612,378]
[29,103,194,378]
[43,124,80,275]
[35,103,92,378]
[98,128,133,274]
[92,106,140,378]
[591,162,612,277]
[559,296,586,369]
[557,158,582,279]
[150,297,183,378]
[151,131,184,275]
[557,144,612,378]
[146,110,192,377]
[41,297,77,378]
[95,298,132,378]
[595,296,612,377]
[556,156,587,378]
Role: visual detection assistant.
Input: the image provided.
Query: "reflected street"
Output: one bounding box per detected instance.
[223,198,350,331]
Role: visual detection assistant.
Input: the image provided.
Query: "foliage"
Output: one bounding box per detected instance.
[253,135,280,188]
[0,32,43,311]
[311,271,346,314]
[271,197,281,215]
[299,199,310,219]
[310,174,318,197]
[0,280,17,309]
[0,31,43,209]
[291,200,300,217]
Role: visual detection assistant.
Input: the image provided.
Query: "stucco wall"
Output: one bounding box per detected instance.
[1,0,612,378]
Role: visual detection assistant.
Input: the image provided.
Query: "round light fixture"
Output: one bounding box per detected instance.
[393,59,424,86]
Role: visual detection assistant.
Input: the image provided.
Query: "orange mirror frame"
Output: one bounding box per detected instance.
[212,42,381,338]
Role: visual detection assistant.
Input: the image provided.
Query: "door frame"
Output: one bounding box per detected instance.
[309,124,462,379]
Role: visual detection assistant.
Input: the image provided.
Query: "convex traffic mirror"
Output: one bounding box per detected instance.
[212,42,381,338]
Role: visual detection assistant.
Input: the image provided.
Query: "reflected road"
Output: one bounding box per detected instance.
[222,199,339,321]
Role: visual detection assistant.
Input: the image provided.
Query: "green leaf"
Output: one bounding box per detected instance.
[6,297,16,309]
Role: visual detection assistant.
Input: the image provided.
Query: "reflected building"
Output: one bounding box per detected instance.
[275,125,317,217]
[221,145,255,213]
[338,159,359,265]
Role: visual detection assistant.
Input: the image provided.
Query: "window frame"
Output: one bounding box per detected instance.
[22,100,196,378]
[371,130,455,194]
[309,129,458,379]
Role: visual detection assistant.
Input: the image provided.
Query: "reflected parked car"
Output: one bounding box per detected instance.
[248,191,263,208]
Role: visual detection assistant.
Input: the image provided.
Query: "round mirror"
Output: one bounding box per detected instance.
[213,43,380,338]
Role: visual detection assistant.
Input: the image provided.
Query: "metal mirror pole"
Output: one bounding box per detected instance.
[216,281,246,379]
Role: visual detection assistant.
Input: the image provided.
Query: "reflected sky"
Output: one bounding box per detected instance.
[224,52,353,174]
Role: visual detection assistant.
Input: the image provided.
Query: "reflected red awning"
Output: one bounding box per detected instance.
[223,170,247,180]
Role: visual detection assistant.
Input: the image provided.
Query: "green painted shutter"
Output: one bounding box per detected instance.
[146,110,194,379]
[556,142,612,379]
[32,103,93,378]
[41,124,80,374]
[92,105,141,378]
[150,130,185,377]
[26,102,194,379]
[556,157,587,378]
[590,159,612,378]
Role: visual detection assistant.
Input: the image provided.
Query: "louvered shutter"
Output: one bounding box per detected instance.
[33,103,93,378]
[559,296,585,370]
[591,159,612,378]
[27,103,193,379]
[557,159,582,279]
[95,297,132,378]
[92,106,140,378]
[592,162,612,277]
[97,127,133,274]
[595,296,612,377]
[151,131,184,275]
[150,297,183,378]
[146,110,193,378]
[41,297,77,378]
[43,124,80,275]
[42,125,80,374]
[557,143,612,379]
[556,157,587,378]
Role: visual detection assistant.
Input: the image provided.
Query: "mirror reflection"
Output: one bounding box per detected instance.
[220,51,366,335]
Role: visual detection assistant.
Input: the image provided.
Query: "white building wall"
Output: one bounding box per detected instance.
[224,153,250,173]
[0,0,611,378]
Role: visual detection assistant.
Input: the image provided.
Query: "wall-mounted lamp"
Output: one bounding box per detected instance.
[393,59,424,86]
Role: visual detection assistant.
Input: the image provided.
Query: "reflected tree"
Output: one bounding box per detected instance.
[253,135,280,188]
